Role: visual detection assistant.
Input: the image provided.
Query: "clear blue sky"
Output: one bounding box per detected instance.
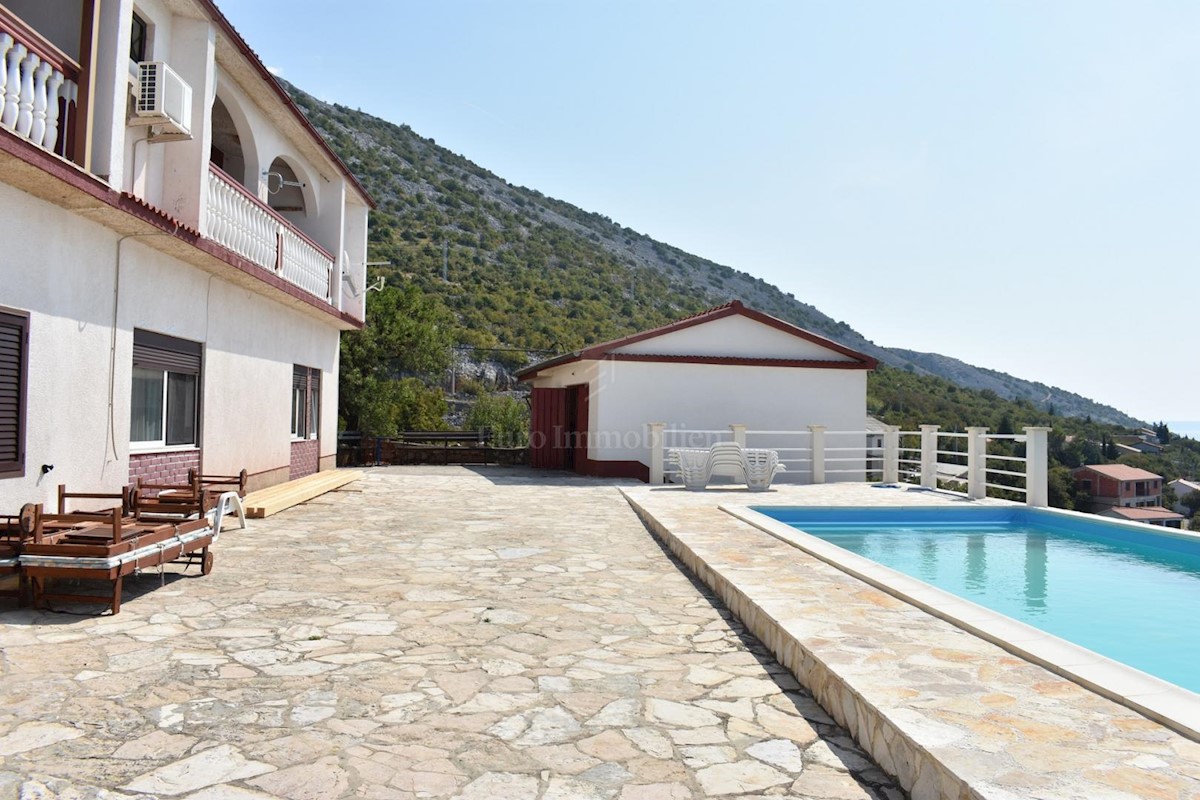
[219,0,1199,424]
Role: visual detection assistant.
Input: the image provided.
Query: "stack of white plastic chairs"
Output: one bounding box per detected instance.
[743,448,785,491]
[666,442,785,491]
[671,448,712,490]
[707,442,749,484]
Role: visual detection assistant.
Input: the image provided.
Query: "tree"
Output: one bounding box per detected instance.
[1181,491,1200,518]
[340,285,453,435]
[1155,422,1171,444]
[1102,436,1118,460]
[464,394,529,448]
[1047,465,1077,510]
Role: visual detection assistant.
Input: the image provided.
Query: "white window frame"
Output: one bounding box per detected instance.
[291,365,320,441]
[130,330,201,453]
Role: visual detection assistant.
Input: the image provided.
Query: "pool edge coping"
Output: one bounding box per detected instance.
[721,502,1200,743]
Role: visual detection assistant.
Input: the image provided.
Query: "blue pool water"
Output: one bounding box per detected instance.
[754,506,1200,693]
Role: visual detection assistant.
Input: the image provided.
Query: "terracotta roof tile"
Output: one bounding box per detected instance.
[1075,464,1163,481]
[1101,506,1185,521]
[119,193,201,237]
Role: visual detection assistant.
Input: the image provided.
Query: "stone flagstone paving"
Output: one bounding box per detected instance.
[0,467,904,799]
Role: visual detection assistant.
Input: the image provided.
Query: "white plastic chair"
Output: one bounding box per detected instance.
[670,448,711,490]
[707,442,749,484]
[206,491,247,539]
[744,449,786,491]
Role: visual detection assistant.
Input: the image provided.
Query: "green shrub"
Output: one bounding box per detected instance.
[464,394,529,448]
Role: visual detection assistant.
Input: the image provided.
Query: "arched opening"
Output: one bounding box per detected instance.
[266,157,306,214]
[265,155,320,241]
[210,95,248,187]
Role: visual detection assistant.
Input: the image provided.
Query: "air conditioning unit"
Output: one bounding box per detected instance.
[131,61,192,141]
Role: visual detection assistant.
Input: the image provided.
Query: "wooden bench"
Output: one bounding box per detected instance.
[242,469,362,519]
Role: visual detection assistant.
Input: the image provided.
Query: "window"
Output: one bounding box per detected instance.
[131,330,201,449]
[0,308,29,478]
[291,366,320,439]
[130,12,148,62]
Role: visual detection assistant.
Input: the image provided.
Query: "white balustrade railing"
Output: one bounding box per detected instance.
[205,165,334,303]
[647,422,1050,506]
[0,23,80,160]
[206,166,277,268]
[280,224,332,302]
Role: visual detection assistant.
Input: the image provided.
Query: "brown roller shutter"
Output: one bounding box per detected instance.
[133,329,201,374]
[0,309,29,477]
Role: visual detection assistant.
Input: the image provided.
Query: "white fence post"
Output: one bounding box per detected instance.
[920,424,939,488]
[966,427,988,499]
[883,426,900,484]
[1024,426,1051,507]
[809,425,826,484]
[648,422,666,485]
[730,424,746,447]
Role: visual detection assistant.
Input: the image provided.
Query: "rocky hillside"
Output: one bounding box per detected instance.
[284,82,1142,428]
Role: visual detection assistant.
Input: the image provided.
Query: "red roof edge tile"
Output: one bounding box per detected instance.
[516,299,877,380]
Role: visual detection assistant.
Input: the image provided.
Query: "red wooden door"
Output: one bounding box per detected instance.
[530,385,589,470]
[530,387,568,469]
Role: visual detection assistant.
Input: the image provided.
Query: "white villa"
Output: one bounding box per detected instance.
[0,0,372,508]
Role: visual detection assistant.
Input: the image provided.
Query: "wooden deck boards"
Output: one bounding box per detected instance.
[242,470,362,519]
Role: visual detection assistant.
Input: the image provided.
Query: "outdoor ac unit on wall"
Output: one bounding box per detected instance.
[131,61,193,141]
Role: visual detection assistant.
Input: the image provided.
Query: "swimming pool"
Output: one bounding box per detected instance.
[749,506,1200,695]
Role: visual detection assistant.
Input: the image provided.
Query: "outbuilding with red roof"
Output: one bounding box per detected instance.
[516,301,877,480]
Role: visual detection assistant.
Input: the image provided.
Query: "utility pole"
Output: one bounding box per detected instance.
[442,240,449,282]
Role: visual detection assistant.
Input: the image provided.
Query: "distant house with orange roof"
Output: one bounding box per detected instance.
[1072,464,1165,510]
[1099,505,1185,529]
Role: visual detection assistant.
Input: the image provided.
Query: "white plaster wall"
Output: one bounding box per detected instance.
[0,182,122,508]
[612,315,857,361]
[90,0,135,185]
[200,280,339,475]
[0,184,343,509]
[123,0,176,205]
[160,16,216,232]
[528,360,600,391]
[589,360,869,479]
[340,201,369,318]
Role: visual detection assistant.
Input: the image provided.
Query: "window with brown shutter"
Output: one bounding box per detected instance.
[130,329,202,449]
[0,308,29,478]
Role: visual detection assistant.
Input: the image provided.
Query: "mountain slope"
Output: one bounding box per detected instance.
[283,82,1142,428]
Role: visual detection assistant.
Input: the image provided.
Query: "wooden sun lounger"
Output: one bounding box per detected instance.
[0,509,31,602]
[16,502,217,614]
[187,468,248,497]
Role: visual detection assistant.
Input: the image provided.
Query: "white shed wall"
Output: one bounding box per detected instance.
[612,315,857,361]
[589,360,868,477]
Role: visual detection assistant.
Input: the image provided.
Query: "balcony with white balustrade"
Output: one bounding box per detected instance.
[0,6,85,166]
[205,163,335,305]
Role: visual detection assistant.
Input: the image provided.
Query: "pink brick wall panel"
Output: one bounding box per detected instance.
[129,450,201,488]
[290,440,320,480]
